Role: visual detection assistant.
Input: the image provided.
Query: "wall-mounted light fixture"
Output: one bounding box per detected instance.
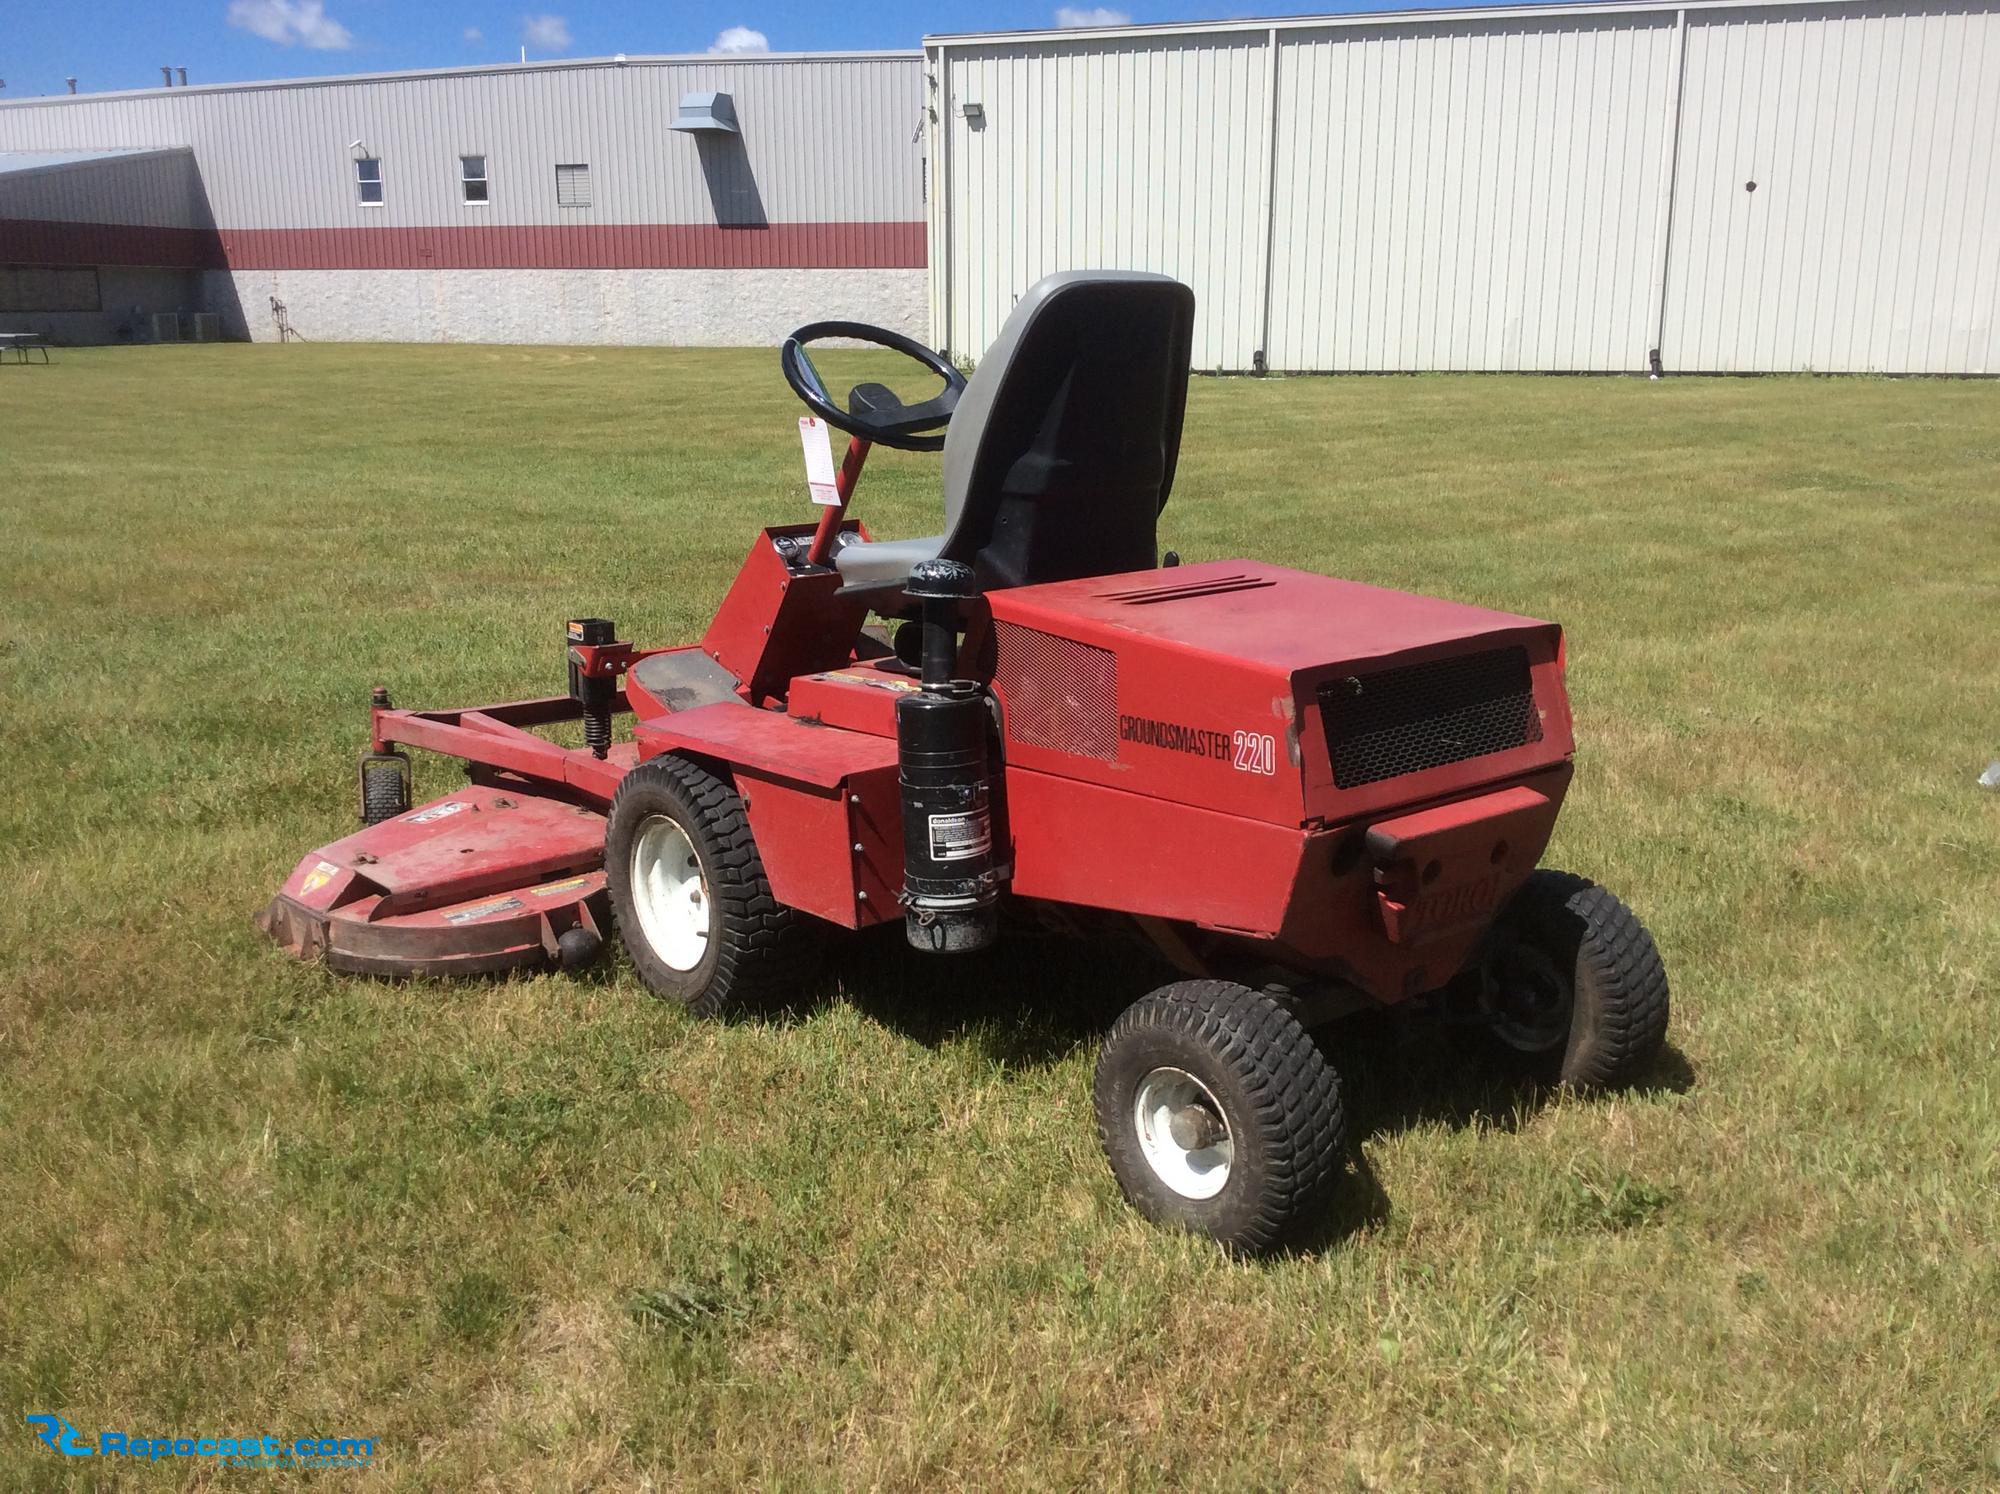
[960,101,985,125]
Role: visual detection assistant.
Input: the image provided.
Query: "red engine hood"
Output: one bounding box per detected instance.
[989,560,1557,675]
[986,560,1573,828]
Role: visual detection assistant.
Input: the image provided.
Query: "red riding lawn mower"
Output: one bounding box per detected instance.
[262,272,1670,1252]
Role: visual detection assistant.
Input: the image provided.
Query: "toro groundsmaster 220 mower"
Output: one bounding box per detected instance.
[262,272,1670,1252]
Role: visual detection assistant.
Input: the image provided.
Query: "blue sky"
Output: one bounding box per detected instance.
[2,0,1462,97]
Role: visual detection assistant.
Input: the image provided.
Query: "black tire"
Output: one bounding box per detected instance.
[1475,869,1670,1090]
[1094,980,1347,1254]
[360,755,410,825]
[605,755,820,1016]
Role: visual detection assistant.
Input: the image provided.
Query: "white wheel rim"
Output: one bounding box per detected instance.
[1132,1067,1234,1200]
[629,815,711,971]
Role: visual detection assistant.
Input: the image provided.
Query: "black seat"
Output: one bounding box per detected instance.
[833,271,1196,596]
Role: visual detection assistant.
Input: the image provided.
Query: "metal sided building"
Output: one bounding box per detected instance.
[926,0,2000,374]
[0,53,926,345]
[0,146,216,343]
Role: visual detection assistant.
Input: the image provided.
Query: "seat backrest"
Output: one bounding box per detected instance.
[936,272,1196,591]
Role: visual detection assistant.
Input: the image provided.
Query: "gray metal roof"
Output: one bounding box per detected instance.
[0,52,919,109]
[0,146,191,176]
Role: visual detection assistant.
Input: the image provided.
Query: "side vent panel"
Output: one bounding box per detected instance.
[1318,646,1542,789]
[994,621,1118,761]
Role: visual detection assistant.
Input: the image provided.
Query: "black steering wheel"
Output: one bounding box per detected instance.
[780,321,966,452]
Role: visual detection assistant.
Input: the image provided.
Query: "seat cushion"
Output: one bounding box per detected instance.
[832,534,946,592]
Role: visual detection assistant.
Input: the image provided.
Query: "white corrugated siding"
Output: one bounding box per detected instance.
[1268,15,1679,371]
[0,57,923,230]
[1662,2,2000,373]
[932,0,2000,373]
[933,35,1274,369]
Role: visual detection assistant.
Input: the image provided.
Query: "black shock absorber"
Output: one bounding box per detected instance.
[567,617,617,759]
[896,560,999,954]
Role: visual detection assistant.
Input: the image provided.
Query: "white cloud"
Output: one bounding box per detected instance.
[520,13,572,50]
[1054,5,1131,24]
[463,25,483,41]
[226,0,354,49]
[710,25,770,54]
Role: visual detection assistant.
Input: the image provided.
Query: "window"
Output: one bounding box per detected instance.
[460,154,488,204]
[354,156,383,206]
[0,266,100,312]
[555,162,591,209]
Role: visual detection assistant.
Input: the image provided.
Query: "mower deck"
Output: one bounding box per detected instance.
[258,784,609,977]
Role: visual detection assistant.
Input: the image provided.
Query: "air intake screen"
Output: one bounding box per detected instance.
[1318,646,1540,789]
[994,621,1118,761]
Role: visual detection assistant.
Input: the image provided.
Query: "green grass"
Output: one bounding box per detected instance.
[1,346,1996,1488]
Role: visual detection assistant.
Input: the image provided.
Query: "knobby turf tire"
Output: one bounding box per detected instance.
[1094,980,1347,1254]
[606,755,820,1016]
[1491,869,1671,1091]
[360,760,410,826]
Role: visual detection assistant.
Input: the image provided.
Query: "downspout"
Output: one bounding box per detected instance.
[1648,8,1691,375]
[935,44,955,359]
[1254,26,1284,375]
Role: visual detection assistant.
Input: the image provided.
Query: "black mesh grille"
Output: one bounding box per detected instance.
[994,621,1119,761]
[1318,646,1541,789]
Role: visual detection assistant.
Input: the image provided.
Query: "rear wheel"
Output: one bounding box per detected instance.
[605,756,819,1015]
[1474,869,1670,1090]
[1094,980,1347,1253]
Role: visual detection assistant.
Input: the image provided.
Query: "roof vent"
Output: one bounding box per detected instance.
[671,91,739,134]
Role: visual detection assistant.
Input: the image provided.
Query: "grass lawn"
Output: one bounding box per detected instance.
[1,344,1996,1488]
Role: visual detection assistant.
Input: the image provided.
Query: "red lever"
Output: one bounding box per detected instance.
[806,436,871,568]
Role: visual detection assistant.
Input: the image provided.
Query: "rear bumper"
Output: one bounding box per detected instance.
[1275,763,1572,1002]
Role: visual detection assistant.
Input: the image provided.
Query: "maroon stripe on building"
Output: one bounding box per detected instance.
[0,219,226,270]
[220,222,925,270]
[3,218,924,271]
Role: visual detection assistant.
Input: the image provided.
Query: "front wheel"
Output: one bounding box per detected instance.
[605,755,819,1015]
[1473,869,1670,1090]
[1094,980,1347,1254]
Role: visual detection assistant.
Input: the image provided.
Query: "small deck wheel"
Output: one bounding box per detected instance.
[358,750,411,825]
[1474,868,1671,1090]
[605,755,820,1016]
[1094,980,1347,1254]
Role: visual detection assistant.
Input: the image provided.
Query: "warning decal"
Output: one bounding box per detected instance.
[406,800,469,825]
[927,809,991,863]
[443,896,524,925]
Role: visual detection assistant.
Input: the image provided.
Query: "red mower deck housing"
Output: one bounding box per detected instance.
[260,783,609,977]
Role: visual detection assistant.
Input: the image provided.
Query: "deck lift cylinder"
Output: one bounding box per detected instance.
[896,560,998,953]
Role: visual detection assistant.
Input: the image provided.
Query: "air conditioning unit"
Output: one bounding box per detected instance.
[151,312,182,343]
[189,312,220,343]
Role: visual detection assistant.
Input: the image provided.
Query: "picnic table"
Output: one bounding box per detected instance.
[0,332,52,364]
